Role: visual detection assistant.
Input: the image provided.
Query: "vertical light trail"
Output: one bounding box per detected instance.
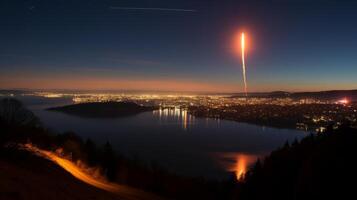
[241,32,248,96]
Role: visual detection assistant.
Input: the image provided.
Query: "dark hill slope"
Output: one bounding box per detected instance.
[238,126,357,200]
[0,148,163,200]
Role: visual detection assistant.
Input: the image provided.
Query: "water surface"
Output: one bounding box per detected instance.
[20,96,307,179]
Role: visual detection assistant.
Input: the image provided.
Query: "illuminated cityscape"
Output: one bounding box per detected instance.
[3,91,355,132]
[1,0,357,199]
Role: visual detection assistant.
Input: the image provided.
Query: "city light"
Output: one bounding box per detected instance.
[337,98,349,105]
[17,91,357,132]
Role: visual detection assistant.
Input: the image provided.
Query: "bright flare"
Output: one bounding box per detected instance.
[241,32,248,96]
[337,98,349,104]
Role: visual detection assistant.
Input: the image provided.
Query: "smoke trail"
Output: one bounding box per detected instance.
[241,33,248,96]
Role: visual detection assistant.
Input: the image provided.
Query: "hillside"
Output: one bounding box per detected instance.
[0,147,163,200]
[237,125,357,199]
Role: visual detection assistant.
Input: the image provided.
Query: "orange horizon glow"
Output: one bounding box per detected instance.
[1,73,357,93]
[0,76,241,93]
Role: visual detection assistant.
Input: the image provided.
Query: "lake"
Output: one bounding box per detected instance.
[19,95,308,180]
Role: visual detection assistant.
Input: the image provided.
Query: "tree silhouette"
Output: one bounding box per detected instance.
[0,98,40,127]
[101,141,117,181]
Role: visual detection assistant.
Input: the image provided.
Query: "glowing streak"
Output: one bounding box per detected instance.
[241,33,248,96]
[21,144,161,200]
[22,144,119,192]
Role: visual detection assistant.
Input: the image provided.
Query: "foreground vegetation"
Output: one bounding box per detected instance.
[1,98,356,199]
[237,122,357,199]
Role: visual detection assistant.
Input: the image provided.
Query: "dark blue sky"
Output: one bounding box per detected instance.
[1,0,357,92]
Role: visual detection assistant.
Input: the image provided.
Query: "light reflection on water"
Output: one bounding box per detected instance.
[153,107,196,130]
[214,152,258,179]
[152,108,258,178]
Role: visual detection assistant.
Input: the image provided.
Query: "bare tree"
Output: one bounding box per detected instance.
[0,98,40,127]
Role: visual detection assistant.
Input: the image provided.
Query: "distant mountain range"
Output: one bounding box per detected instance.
[231,90,357,100]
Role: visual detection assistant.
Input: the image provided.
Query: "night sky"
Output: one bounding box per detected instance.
[1,0,357,92]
